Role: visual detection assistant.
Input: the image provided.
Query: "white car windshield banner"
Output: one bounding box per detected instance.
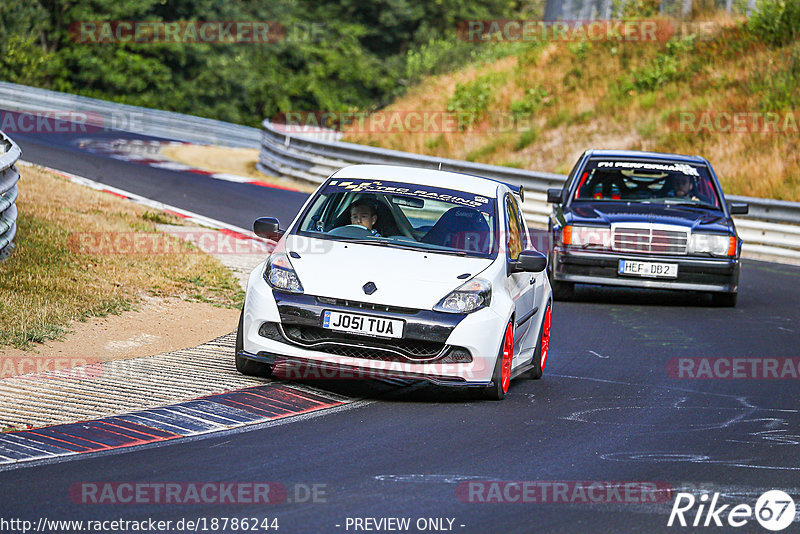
[327,179,492,209]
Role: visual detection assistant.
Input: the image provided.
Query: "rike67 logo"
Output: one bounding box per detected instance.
[668,490,796,531]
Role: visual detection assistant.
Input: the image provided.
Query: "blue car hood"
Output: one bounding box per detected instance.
[567,202,734,233]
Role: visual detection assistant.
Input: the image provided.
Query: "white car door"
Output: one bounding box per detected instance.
[504,194,536,365]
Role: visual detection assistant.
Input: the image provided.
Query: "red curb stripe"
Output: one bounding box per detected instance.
[3,385,345,466]
[268,401,344,421]
[103,418,183,439]
[246,180,299,192]
[96,421,178,442]
[213,399,288,418]
[218,396,341,420]
[101,190,129,199]
[244,388,331,411]
[27,429,112,450]
[9,432,93,453]
[76,422,169,447]
[267,386,334,405]
[233,391,305,411]
[217,390,340,418]
[218,228,255,241]
[163,209,190,219]
[261,387,336,409]
[214,394,303,416]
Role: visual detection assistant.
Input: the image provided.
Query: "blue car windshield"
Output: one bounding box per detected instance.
[572,159,722,209]
[296,178,497,257]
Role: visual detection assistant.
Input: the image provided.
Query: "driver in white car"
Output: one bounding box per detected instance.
[349,199,381,236]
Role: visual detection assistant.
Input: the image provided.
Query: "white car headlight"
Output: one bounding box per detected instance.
[434,278,491,314]
[264,252,304,293]
[689,233,736,257]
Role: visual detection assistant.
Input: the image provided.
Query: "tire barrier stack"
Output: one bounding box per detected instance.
[0,131,21,262]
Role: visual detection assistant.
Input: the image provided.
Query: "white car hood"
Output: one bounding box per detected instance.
[282,235,493,309]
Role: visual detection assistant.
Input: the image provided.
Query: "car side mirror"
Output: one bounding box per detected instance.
[513,250,548,273]
[728,202,749,215]
[254,217,284,241]
[547,188,562,204]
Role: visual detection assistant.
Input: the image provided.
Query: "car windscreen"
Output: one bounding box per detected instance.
[571,159,722,209]
[295,178,497,257]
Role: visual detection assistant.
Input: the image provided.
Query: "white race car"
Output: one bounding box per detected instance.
[236,164,553,399]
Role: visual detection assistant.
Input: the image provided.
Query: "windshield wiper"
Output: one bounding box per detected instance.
[657,199,720,210]
[345,238,391,245]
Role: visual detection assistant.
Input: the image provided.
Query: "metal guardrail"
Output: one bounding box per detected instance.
[259,119,800,261]
[258,120,567,191]
[544,0,757,20]
[0,131,22,261]
[0,80,795,262]
[0,81,261,148]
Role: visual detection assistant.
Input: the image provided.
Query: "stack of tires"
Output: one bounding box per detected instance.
[0,131,22,261]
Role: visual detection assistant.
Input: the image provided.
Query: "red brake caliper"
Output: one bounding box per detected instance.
[540,307,551,371]
[502,322,513,393]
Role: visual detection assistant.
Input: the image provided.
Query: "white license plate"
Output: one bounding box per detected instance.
[322,311,404,338]
[618,260,678,278]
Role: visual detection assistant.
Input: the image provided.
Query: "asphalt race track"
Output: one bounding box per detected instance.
[2,114,800,533]
[7,113,308,228]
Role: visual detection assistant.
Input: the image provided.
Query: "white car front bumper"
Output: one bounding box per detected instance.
[240,265,509,386]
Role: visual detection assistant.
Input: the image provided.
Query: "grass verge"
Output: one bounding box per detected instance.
[343,11,800,201]
[0,165,244,350]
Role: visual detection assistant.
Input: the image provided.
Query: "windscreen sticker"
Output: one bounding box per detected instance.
[596,161,700,177]
[327,179,491,208]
